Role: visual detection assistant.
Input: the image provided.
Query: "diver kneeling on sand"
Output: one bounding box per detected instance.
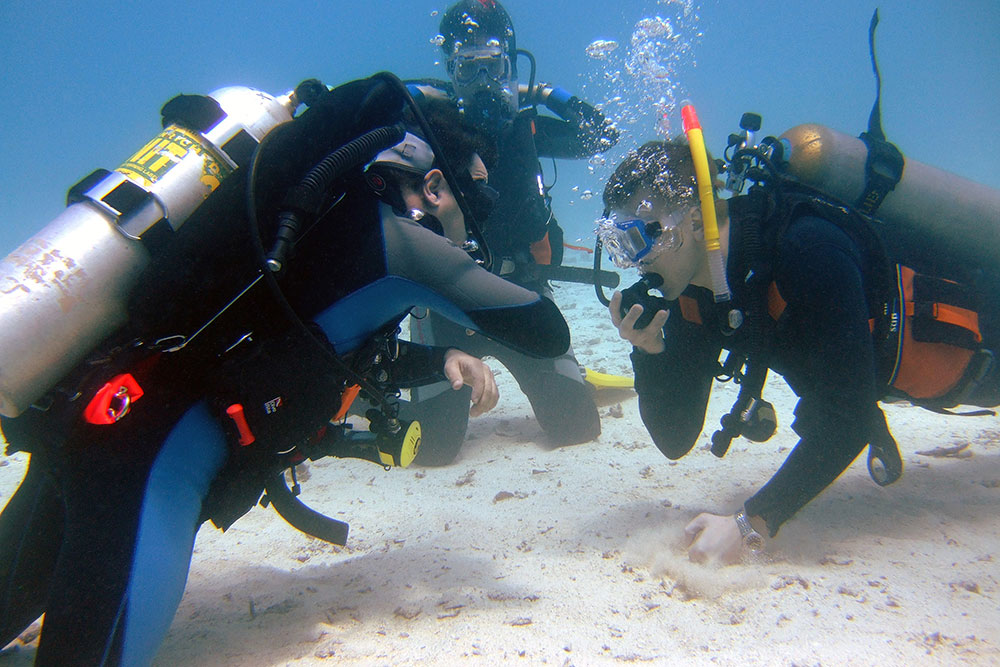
[0,73,571,663]
[598,94,1000,565]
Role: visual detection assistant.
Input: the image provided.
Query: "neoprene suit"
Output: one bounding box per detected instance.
[0,200,570,665]
[630,203,999,536]
[404,81,617,464]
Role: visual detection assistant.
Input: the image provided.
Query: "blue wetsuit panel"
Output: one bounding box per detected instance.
[120,401,228,664]
[313,275,481,353]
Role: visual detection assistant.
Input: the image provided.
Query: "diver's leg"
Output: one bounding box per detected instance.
[31,392,211,665]
[407,311,476,465]
[0,458,64,649]
[119,401,228,664]
[494,343,601,446]
[33,438,157,665]
[401,384,472,466]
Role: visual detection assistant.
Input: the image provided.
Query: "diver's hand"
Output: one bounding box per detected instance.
[443,349,499,417]
[684,513,744,565]
[609,290,668,355]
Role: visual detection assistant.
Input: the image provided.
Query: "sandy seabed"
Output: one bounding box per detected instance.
[1,275,998,666]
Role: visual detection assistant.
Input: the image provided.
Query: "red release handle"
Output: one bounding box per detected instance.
[226,404,256,446]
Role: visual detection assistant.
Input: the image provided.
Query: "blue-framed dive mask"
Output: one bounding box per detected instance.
[595,208,685,270]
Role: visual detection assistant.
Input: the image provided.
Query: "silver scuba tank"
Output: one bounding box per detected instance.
[0,87,299,418]
[780,124,1000,270]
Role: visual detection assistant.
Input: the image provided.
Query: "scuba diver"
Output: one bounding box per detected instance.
[0,73,571,663]
[599,97,1000,564]
[402,0,620,465]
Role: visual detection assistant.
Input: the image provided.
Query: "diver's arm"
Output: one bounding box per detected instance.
[523,84,619,158]
[629,304,719,459]
[391,341,449,387]
[743,219,879,536]
[382,210,570,359]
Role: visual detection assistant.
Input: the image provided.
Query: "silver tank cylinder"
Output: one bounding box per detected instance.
[780,123,1000,270]
[0,87,298,417]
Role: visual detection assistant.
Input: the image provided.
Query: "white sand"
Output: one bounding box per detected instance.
[2,274,999,665]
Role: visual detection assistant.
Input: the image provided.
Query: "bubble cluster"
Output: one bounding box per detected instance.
[585,39,620,60]
[580,0,702,177]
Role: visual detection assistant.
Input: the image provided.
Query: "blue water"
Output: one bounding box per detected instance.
[0,0,997,254]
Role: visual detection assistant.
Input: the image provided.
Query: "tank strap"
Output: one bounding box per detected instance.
[856,9,904,217]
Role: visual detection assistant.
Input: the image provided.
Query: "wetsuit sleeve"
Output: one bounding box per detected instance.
[744,217,879,536]
[391,341,449,388]
[532,87,619,159]
[631,304,720,459]
[382,211,570,359]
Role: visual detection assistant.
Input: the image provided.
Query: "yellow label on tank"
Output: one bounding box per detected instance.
[116,125,232,189]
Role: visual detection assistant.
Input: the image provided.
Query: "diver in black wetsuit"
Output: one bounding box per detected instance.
[600,139,1000,565]
[0,75,570,664]
[402,0,620,465]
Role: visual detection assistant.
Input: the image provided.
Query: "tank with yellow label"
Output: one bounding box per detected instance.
[0,87,299,417]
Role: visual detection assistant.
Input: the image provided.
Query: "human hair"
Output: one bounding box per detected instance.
[417,96,497,172]
[368,97,496,211]
[439,0,517,58]
[603,138,716,213]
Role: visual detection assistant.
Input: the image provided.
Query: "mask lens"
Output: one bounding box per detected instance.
[451,50,509,85]
[596,216,659,268]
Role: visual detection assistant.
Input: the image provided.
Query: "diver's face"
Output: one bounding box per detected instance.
[448,44,518,128]
[437,154,490,244]
[616,192,702,301]
[403,154,490,245]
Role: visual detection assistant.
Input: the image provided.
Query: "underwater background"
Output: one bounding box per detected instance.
[1,0,997,257]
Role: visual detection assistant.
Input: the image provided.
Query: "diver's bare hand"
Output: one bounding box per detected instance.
[684,512,744,565]
[609,290,668,354]
[443,349,499,417]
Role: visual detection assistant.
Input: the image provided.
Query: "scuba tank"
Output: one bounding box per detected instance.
[781,122,1000,274]
[0,87,298,417]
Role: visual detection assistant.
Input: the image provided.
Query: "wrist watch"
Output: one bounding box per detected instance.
[734,510,765,553]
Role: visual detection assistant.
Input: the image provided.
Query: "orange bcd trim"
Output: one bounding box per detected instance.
[332,384,362,422]
[529,232,552,265]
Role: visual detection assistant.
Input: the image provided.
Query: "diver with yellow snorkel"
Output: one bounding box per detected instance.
[598,25,1000,562]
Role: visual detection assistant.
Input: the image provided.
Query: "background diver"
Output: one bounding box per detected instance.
[402,0,621,465]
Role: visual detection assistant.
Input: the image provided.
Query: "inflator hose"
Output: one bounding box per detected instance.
[266,122,407,270]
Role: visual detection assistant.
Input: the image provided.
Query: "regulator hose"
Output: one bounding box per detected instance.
[266,122,406,272]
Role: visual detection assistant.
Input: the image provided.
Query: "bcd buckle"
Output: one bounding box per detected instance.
[83,373,144,425]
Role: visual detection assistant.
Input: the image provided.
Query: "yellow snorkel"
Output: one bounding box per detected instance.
[681,101,731,303]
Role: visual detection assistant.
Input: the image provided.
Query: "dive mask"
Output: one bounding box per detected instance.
[596,208,685,270]
[448,46,512,86]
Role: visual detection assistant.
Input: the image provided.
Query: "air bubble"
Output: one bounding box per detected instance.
[585,39,620,60]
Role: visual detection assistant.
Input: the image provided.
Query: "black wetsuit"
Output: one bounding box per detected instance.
[631,200,999,537]
[0,76,570,664]
[405,80,618,464]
